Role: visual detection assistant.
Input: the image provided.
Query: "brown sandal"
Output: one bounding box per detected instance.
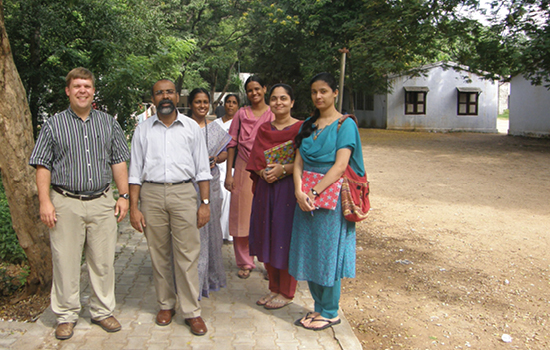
[237,268,251,279]
[264,296,293,310]
[256,293,278,306]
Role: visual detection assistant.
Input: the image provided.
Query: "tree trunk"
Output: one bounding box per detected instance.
[0,0,52,297]
[213,61,237,109]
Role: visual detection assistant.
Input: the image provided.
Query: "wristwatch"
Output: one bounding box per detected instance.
[119,193,129,200]
[202,199,210,205]
[310,188,319,197]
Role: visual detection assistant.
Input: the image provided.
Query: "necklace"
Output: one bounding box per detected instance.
[313,127,325,140]
[313,114,340,140]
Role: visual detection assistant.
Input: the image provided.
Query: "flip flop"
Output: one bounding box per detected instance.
[294,312,316,327]
[264,297,293,310]
[256,293,278,306]
[237,268,251,279]
[303,317,341,331]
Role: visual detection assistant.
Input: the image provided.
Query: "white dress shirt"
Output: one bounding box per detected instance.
[129,112,212,185]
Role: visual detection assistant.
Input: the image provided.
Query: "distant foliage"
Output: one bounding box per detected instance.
[0,178,27,264]
[3,0,195,138]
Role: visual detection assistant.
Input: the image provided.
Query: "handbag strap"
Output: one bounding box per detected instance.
[337,114,360,175]
[337,114,358,132]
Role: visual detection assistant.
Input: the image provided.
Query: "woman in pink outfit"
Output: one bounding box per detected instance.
[225,76,274,279]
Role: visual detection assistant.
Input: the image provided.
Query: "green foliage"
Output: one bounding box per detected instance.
[0,264,29,296]
[5,0,549,136]
[242,0,498,115]
[4,0,195,136]
[488,0,550,87]
[498,109,510,120]
[0,178,27,265]
[156,0,249,108]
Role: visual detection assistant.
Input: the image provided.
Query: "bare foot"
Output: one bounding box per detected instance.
[297,312,320,328]
[303,315,341,331]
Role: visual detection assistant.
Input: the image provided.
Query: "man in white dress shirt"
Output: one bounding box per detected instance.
[129,79,211,335]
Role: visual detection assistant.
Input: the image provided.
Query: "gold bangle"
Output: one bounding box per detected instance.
[282,164,287,175]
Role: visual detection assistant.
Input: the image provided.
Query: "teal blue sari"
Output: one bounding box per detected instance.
[289,117,364,287]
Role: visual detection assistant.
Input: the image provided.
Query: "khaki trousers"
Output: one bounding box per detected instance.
[50,189,117,323]
[140,182,201,318]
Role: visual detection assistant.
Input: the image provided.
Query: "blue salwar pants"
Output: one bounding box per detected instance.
[308,280,341,319]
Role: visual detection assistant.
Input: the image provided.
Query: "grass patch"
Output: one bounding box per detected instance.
[498,109,509,120]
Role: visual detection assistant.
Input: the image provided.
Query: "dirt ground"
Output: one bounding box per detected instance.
[341,129,550,349]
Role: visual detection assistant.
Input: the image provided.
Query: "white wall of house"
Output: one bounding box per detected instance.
[351,95,387,128]
[385,63,498,132]
[509,75,550,138]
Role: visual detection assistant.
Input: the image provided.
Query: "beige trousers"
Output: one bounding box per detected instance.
[140,182,201,318]
[49,189,117,324]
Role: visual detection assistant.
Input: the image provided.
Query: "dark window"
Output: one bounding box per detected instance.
[355,91,364,110]
[457,89,480,115]
[405,91,427,115]
[354,91,374,111]
[365,94,374,111]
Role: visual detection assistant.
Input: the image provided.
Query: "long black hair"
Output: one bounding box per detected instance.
[188,88,210,117]
[295,72,338,148]
[269,83,295,101]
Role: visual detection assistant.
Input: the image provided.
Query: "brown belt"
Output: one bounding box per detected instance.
[52,185,109,201]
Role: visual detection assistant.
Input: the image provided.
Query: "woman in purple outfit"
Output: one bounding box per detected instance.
[246,84,303,309]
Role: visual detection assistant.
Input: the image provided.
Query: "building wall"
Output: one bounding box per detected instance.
[353,95,387,128]
[385,65,498,132]
[509,76,550,137]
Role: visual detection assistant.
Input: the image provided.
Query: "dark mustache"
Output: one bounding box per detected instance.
[158,99,175,108]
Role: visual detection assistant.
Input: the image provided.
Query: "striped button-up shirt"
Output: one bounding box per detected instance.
[29,107,130,192]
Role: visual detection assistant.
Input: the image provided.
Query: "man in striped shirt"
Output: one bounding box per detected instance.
[29,67,130,340]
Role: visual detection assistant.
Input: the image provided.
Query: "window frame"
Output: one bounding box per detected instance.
[457,87,481,116]
[403,86,429,115]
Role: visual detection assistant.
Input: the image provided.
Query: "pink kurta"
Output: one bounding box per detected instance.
[227,106,274,163]
[227,106,274,237]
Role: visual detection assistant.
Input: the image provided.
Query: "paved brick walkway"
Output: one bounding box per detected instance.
[0,218,361,349]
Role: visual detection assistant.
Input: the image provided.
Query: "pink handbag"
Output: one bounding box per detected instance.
[301,170,343,210]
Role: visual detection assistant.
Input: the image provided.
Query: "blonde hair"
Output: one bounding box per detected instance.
[66,67,95,88]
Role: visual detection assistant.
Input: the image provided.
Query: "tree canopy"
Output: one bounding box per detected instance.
[3,0,195,135]
[3,0,550,131]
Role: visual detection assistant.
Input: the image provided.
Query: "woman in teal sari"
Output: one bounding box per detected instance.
[289,72,365,331]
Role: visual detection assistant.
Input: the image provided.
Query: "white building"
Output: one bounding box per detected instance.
[508,75,550,138]
[348,62,499,132]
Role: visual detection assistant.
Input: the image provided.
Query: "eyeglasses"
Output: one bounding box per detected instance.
[154,89,176,96]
